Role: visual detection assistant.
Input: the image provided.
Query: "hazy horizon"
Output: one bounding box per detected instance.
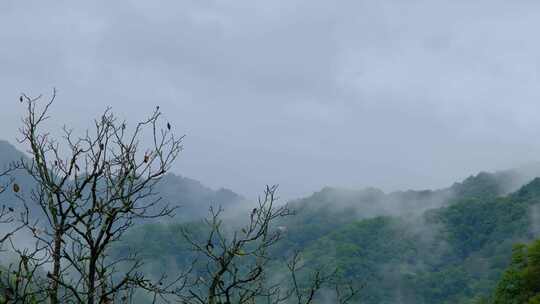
[2,1,540,200]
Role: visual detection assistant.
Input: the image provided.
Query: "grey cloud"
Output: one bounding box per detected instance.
[1,0,540,199]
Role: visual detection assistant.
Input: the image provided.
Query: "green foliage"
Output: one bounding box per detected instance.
[484,240,540,304]
[450,172,510,200]
[111,173,540,303]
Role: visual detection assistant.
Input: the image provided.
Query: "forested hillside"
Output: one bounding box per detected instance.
[117,169,540,303]
[2,140,540,303]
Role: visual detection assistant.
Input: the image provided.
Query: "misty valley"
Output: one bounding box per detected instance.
[2,127,540,304]
[3,2,540,302]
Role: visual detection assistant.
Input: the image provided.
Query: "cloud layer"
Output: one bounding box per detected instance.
[1,0,540,199]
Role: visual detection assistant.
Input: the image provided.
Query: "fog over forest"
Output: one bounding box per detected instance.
[3,2,540,304]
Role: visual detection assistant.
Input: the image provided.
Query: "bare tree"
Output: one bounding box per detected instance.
[2,91,183,304]
[0,166,18,244]
[180,185,360,304]
[0,170,14,245]
[284,251,360,304]
[0,158,36,303]
[1,91,359,304]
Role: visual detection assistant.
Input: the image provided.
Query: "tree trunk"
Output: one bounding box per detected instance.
[87,255,97,304]
[49,227,62,304]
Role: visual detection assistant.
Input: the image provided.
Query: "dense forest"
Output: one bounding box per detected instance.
[114,168,540,303]
[2,138,540,303]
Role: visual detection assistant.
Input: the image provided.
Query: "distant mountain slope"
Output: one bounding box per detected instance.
[272,165,540,251]
[5,138,540,303]
[153,173,246,221]
[116,167,540,304]
[292,177,540,303]
[0,140,26,166]
[449,165,540,200]
[0,140,34,210]
[0,140,245,222]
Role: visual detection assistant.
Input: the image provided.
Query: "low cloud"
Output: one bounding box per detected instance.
[2,1,540,199]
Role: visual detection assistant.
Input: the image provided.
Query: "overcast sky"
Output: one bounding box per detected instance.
[1,0,540,200]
